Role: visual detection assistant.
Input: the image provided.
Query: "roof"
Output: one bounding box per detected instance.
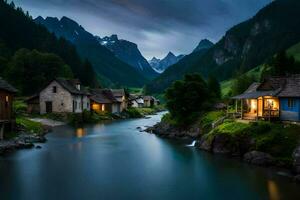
[0,77,17,93]
[143,96,154,101]
[277,75,300,97]
[90,89,119,104]
[54,78,89,95]
[232,75,300,99]
[111,89,125,97]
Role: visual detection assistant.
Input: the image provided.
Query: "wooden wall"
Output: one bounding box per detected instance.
[0,90,14,121]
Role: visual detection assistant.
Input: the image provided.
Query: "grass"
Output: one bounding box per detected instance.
[128,87,143,95]
[16,117,44,134]
[206,120,300,163]
[287,41,300,62]
[221,65,265,97]
[200,111,226,133]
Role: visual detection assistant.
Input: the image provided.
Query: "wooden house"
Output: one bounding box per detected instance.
[90,89,122,114]
[39,78,90,114]
[0,77,17,140]
[232,75,300,121]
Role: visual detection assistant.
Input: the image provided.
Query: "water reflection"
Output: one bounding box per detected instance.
[75,128,86,138]
[268,180,280,200]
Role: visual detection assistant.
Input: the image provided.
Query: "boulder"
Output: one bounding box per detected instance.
[196,137,212,151]
[292,146,300,174]
[212,135,232,154]
[244,151,274,166]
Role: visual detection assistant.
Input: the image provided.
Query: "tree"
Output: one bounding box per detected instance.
[165,74,211,126]
[231,74,256,96]
[207,75,221,99]
[4,49,73,95]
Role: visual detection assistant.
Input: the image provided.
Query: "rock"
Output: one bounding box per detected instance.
[196,137,212,151]
[244,151,274,166]
[292,146,300,174]
[36,145,42,149]
[212,135,232,154]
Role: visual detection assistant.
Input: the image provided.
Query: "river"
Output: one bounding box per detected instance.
[0,112,300,200]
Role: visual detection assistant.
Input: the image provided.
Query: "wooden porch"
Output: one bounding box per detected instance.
[232,96,280,121]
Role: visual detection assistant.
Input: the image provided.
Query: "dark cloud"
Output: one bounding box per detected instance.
[14,0,271,58]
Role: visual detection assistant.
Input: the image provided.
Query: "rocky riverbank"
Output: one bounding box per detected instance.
[0,133,47,155]
[145,121,201,139]
[146,120,300,183]
[0,123,50,156]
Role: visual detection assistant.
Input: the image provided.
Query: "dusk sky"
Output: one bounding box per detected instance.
[13,0,272,59]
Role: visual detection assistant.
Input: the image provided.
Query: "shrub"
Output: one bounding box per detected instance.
[16,117,43,134]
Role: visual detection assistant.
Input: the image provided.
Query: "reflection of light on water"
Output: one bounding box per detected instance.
[76,128,86,138]
[268,180,280,200]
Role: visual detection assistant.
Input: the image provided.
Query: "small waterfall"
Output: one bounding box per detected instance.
[187,140,196,147]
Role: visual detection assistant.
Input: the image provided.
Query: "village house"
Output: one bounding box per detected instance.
[111,89,127,111]
[232,75,300,121]
[129,95,144,108]
[39,78,90,114]
[0,77,17,140]
[143,96,159,107]
[90,89,122,114]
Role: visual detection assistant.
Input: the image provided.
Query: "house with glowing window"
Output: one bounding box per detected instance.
[39,78,90,114]
[0,77,17,140]
[90,89,122,114]
[232,75,300,121]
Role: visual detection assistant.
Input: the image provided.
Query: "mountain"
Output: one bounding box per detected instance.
[0,1,98,94]
[193,39,214,52]
[95,35,158,79]
[146,0,300,94]
[34,16,147,87]
[149,52,185,73]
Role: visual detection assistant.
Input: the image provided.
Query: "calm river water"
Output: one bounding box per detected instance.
[0,112,300,200]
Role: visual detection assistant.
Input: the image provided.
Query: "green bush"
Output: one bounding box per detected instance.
[200,111,225,133]
[16,117,43,134]
[125,108,143,118]
[161,113,177,126]
[13,100,27,115]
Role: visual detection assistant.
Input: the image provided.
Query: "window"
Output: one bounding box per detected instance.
[288,98,296,108]
[53,86,57,93]
[87,102,89,108]
[5,95,9,107]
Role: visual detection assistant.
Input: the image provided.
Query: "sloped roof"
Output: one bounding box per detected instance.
[55,78,89,95]
[277,75,300,97]
[0,77,17,93]
[90,89,119,104]
[143,96,154,101]
[111,89,125,97]
[232,75,300,99]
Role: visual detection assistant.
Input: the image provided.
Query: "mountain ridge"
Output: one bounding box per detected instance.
[146,0,300,94]
[34,16,148,87]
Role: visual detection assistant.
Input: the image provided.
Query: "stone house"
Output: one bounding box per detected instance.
[129,95,144,108]
[39,78,90,114]
[111,89,127,111]
[143,96,159,107]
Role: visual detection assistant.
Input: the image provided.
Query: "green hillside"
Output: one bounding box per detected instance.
[146,0,300,94]
[0,0,98,94]
[287,42,300,61]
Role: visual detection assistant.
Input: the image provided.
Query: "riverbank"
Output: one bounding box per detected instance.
[145,112,300,182]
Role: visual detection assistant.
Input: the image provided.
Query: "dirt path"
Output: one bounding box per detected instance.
[29,118,66,127]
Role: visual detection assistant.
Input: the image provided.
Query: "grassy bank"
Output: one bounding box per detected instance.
[207,120,300,164]
[16,117,44,135]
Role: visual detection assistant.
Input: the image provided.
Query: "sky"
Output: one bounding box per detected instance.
[13,0,272,59]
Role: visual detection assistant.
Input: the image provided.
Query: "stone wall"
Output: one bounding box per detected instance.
[40,81,73,114]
